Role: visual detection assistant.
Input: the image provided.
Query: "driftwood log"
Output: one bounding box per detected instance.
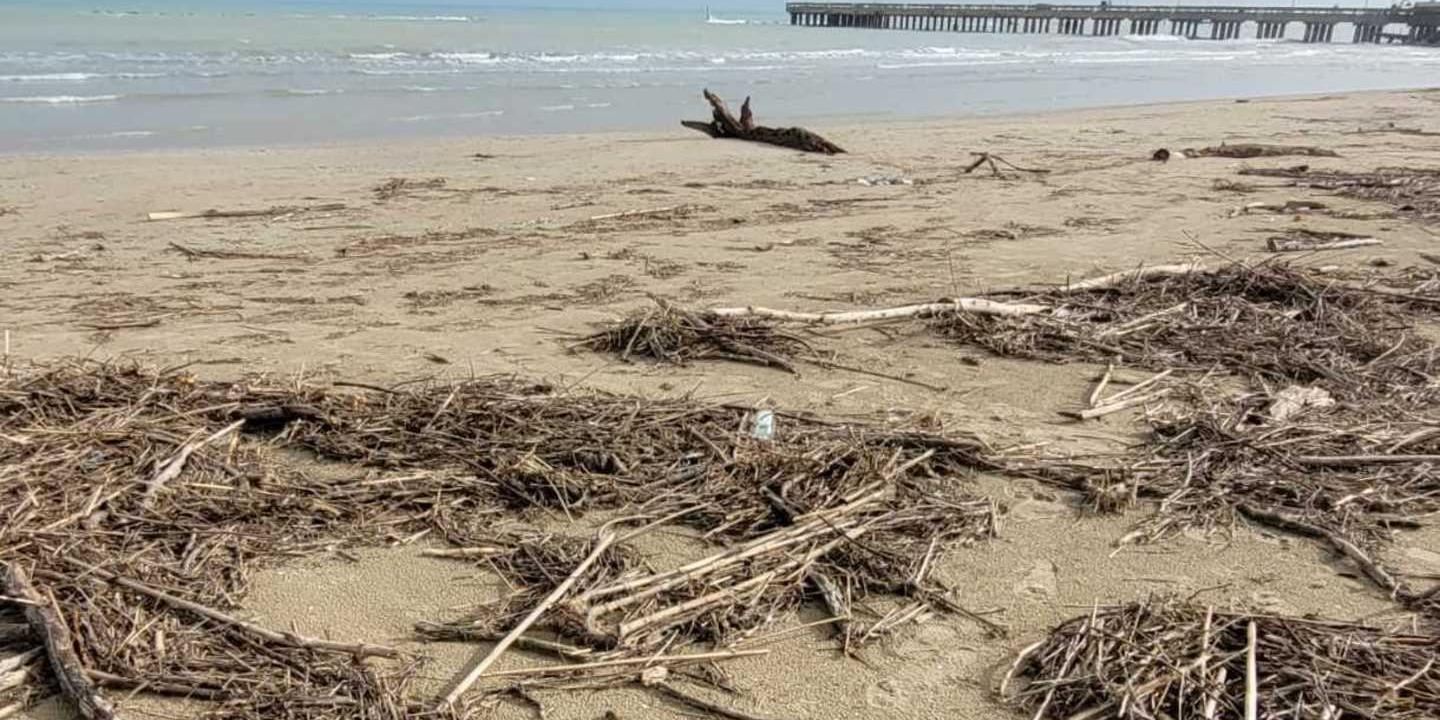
[1181,143,1338,159]
[5,563,115,720]
[682,90,844,154]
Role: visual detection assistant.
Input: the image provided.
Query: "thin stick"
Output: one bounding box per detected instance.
[1294,454,1440,467]
[652,682,776,720]
[1199,606,1215,720]
[1237,504,1405,597]
[1061,389,1171,421]
[413,624,594,661]
[588,206,681,222]
[1087,363,1114,408]
[480,649,766,679]
[1244,620,1258,720]
[802,355,947,392]
[998,639,1044,699]
[63,557,399,659]
[419,547,506,559]
[5,563,115,720]
[1100,369,1173,405]
[709,298,1048,323]
[141,419,245,509]
[438,528,617,709]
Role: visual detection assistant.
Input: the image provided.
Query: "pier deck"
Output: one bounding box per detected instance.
[786,2,1440,44]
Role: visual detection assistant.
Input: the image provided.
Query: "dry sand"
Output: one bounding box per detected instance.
[5,88,1440,720]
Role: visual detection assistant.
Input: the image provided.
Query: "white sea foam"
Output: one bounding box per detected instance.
[392,110,503,122]
[0,72,164,82]
[0,94,121,104]
[0,73,100,82]
[75,130,156,139]
[274,88,341,96]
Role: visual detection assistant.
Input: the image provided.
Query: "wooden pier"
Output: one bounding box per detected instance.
[786,2,1440,45]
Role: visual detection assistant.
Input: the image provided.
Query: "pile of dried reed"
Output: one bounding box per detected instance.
[1239,165,1440,223]
[928,263,1440,620]
[581,299,811,372]
[1004,597,1440,720]
[0,359,1006,718]
[933,262,1440,402]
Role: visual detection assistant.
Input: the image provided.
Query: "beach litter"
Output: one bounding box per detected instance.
[856,175,913,186]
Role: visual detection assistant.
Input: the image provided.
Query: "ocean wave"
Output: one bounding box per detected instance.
[372,15,476,22]
[0,72,166,82]
[270,88,342,97]
[1121,34,1187,43]
[0,94,121,104]
[0,73,100,82]
[74,130,156,139]
[324,13,476,22]
[392,110,503,122]
[7,44,1399,78]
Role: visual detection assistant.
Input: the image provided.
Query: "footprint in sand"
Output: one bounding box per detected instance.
[1249,590,1289,613]
[1016,559,1059,599]
[1009,497,1067,522]
[865,679,909,710]
[1404,546,1440,572]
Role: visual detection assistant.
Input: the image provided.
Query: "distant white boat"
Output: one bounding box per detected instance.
[705,6,747,25]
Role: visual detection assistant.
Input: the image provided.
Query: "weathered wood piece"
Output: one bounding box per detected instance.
[1182,144,1338,159]
[682,90,844,154]
[4,563,115,720]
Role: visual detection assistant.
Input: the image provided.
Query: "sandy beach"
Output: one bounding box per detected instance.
[4,88,1440,719]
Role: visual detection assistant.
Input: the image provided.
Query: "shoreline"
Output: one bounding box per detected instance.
[2,85,1436,159]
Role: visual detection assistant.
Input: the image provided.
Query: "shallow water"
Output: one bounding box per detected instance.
[2,0,1437,151]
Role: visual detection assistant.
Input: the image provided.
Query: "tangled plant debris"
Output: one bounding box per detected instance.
[1004,598,1440,720]
[0,360,1007,718]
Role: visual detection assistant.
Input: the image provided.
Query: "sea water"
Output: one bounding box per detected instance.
[1,0,1438,152]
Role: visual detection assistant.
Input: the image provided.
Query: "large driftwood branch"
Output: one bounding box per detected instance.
[1181,144,1339,159]
[709,298,1048,324]
[5,563,115,720]
[682,90,844,155]
[1267,237,1381,253]
[1061,264,1207,293]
